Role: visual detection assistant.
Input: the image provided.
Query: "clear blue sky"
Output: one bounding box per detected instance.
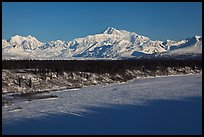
[2,2,202,42]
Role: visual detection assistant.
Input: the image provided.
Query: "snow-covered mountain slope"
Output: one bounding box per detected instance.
[166,36,202,54]
[8,35,43,50]
[2,27,202,60]
[2,39,9,49]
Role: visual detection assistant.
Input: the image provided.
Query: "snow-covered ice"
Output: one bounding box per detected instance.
[2,74,202,134]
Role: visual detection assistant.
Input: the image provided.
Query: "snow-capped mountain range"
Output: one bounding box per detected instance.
[2,27,202,60]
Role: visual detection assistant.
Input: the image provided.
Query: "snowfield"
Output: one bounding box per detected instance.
[2,74,202,135]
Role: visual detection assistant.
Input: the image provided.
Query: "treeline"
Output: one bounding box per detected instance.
[2,59,202,74]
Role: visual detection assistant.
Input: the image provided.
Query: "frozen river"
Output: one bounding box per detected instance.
[2,74,202,135]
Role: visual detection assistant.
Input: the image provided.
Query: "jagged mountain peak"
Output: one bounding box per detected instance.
[103,27,118,34]
[8,35,42,43]
[191,35,202,41]
[5,35,43,51]
[26,35,37,40]
[102,27,136,36]
[9,35,23,41]
[2,28,202,60]
[185,35,201,41]
[9,34,36,40]
[184,35,202,44]
[193,35,201,39]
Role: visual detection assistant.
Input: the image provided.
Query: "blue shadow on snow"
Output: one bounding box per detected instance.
[2,96,202,135]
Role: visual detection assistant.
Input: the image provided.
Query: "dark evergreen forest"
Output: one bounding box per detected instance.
[2,59,202,74]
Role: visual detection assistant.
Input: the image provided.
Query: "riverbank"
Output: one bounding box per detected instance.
[2,65,202,95]
[2,74,202,135]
